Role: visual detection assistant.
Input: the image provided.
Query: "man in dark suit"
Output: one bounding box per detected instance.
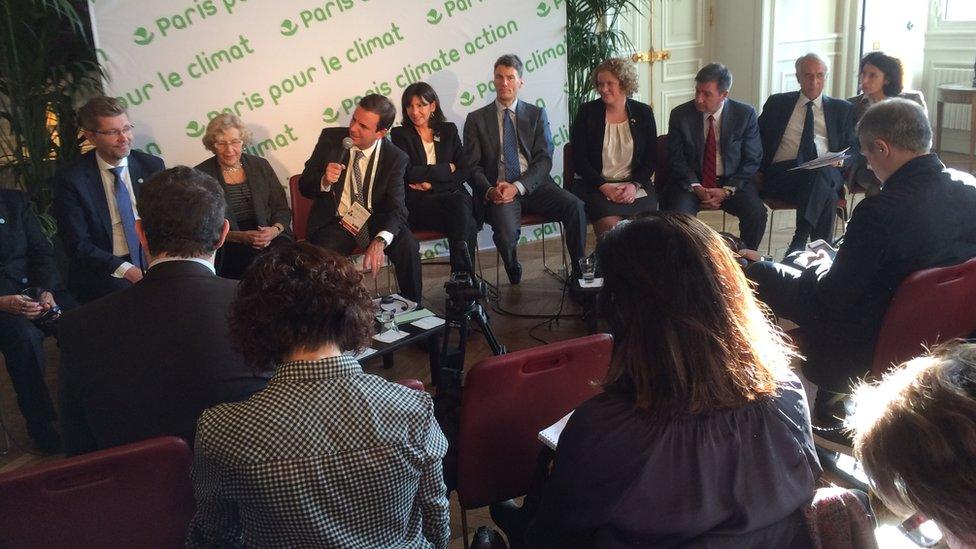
[464,54,586,284]
[664,63,767,249]
[298,94,421,302]
[758,53,857,254]
[53,96,165,304]
[0,190,78,452]
[59,167,269,456]
[747,99,976,427]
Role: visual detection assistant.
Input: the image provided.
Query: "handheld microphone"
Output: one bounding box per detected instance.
[338,137,354,166]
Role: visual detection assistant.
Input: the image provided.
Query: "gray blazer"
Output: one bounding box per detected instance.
[847,91,927,122]
[463,99,557,200]
[195,153,292,236]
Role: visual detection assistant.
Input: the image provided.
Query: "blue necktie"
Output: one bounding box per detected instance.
[502,108,521,183]
[108,166,144,270]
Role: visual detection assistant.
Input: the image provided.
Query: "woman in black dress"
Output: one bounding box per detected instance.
[570,58,658,238]
[390,82,477,272]
[194,113,291,278]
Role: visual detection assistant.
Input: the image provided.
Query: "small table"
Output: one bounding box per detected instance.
[360,315,444,381]
[934,83,976,172]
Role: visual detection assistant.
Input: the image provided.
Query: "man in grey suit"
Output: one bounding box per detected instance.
[664,63,767,249]
[464,54,586,284]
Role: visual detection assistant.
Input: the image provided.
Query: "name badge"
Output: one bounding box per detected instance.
[339,202,371,236]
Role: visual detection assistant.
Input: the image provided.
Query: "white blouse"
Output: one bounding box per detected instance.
[423,140,436,165]
[601,121,633,182]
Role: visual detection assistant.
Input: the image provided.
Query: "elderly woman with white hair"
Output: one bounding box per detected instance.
[194,113,292,279]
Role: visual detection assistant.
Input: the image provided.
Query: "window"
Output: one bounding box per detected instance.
[941,0,976,22]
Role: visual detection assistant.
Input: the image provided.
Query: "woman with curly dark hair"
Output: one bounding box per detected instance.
[527,214,820,547]
[186,242,450,548]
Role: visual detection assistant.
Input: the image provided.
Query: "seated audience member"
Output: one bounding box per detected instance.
[54,96,165,303]
[853,342,976,549]
[194,113,292,279]
[465,54,587,284]
[569,57,657,238]
[527,214,820,547]
[390,82,477,272]
[847,51,927,197]
[0,189,78,453]
[664,63,768,250]
[758,53,857,255]
[59,167,269,456]
[186,243,450,548]
[747,99,976,430]
[297,94,422,302]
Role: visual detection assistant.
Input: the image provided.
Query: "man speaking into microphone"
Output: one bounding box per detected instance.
[298,94,422,302]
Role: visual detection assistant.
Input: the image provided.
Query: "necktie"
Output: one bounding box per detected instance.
[502,108,521,183]
[108,166,144,270]
[797,100,818,164]
[701,114,717,188]
[351,150,371,249]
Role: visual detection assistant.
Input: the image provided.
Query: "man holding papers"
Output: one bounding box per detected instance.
[758,53,857,254]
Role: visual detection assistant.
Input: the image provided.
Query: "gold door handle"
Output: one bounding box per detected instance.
[631,49,671,64]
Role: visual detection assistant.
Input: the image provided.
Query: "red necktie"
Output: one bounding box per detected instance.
[701,114,717,188]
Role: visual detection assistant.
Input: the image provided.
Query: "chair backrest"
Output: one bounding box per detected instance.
[0,436,195,548]
[655,134,669,191]
[456,333,613,509]
[872,257,976,376]
[562,142,574,189]
[288,174,314,241]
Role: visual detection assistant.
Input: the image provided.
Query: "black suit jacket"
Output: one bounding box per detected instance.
[796,154,976,341]
[389,122,469,194]
[53,150,165,287]
[58,260,269,455]
[194,153,292,235]
[570,98,657,191]
[297,128,410,239]
[463,100,556,199]
[666,98,762,191]
[757,91,857,173]
[0,190,65,296]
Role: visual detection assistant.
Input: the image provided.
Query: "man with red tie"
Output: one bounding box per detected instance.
[663,63,767,250]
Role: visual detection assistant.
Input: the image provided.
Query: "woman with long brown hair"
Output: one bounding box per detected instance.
[527,213,820,547]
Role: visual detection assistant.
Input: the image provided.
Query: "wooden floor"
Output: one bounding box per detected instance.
[1,153,971,547]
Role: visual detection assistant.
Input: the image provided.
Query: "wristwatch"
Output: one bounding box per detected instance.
[373,236,387,248]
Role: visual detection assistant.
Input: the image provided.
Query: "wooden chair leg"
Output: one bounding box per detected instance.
[461,508,470,549]
[766,209,776,255]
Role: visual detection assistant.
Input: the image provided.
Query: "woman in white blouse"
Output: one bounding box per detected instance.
[570,58,659,237]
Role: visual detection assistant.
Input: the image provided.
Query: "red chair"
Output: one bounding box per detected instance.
[0,436,194,548]
[455,333,613,545]
[870,257,976,377]
[395,378,425,392]
[754,173,847,254]
[655,134,669,193]
[288,174,314,242]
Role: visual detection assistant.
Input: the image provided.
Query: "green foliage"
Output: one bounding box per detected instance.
[0,0,104,235]
[566,0,645,121]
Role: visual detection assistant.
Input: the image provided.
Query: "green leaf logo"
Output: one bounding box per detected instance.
[426,9,443,25]
[133,27,155,46]
[536,2,551,17]
[322,108,340,123]
[185,120,204,138]
[459,92,474,107]
[280,19,298,36]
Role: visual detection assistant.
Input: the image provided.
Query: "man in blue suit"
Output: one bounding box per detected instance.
[664,63,767,249]
[757,53,857,254]
[54,96,165,303]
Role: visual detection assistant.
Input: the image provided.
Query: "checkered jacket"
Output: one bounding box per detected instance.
[186,356,450,548]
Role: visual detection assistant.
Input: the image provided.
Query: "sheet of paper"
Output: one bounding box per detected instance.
[538,410,575,450]
[373,329,409,344]
[412,316,446,330]
[577,277,604,288]
[343,347,377,360]
[788,148,851,171]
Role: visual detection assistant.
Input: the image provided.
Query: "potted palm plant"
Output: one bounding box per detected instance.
[566,0,646,122]
[0,0,103,236]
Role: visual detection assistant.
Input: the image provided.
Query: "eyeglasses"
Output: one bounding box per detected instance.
[90,124,135,137]
[214,139,244,149]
